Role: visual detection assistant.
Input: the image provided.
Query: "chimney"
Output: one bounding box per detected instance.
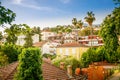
[67,65,73,78]
[60,62,65,69]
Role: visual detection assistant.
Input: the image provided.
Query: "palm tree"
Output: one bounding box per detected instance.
[72,18,77,28]
[77,20,83,29]
[84,11,95,47]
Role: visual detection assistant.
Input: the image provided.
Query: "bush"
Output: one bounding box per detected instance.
[52,56,81,73]
[42,53,56,60]
[0,52,8,67]
[81,48,97,67]
[14,48,43,80]
[1,43,22,63]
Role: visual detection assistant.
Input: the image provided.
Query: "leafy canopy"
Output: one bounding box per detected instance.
[0,2,16,26]
[15,48,43,80]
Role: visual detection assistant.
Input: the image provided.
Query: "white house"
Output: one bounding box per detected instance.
[16,34,39,46]
[78,35,103,46]
[41,41,61,55]
[63,33,76,43]
[41,30,56,41]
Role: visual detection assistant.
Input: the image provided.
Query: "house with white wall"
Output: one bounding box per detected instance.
[63,33,76,43]
[41,30,56,41]
[41,41,61,55]
[16,34,39,46]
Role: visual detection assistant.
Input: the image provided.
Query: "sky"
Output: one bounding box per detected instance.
[0,0,116,30]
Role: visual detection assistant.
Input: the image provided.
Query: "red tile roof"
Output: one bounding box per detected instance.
[42,61,69,80]
[33,41,47,47]
[0,60,69,80]
[57,42,85,47]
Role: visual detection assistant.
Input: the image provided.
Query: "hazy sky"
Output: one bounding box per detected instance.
[0,0,116,29]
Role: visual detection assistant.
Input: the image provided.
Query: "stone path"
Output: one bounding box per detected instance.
[109,72,120,80]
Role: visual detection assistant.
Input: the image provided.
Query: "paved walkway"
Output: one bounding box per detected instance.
[109,72,120,80]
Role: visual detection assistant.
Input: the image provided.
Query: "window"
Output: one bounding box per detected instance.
[60,49,62,54]
[65,49,69,55]
[72,49,76,54]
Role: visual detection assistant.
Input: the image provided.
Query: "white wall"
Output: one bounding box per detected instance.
[16,34,39,46]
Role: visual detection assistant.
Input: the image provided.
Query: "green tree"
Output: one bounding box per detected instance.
[0,31,3,41]
[95,46,106,61]
[79,27,91,36]
[1,43,22,63]
[72,18,77,28]
[0,52,8,67]
[32,27,42,41]
[81,48,96,67]
[117,46,120,62]
[84,11,95,47]
[65,27,72,33]
[100,7,120,62]
[22,24,33,48]
[0,2,16,26]
[4,24,21,44]
[76,20,83,29]
[15,48,43,80]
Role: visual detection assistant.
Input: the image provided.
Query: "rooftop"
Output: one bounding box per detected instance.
[57,42,86,47]
[33,41,47,47]
[0,60,69,80]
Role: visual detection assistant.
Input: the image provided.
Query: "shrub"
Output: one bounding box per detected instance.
[0,52,8,67]
[81,48,96,67]
[52,56,81,73]
[42,53,56,60]
[1,43,22,63]
[14,48,43,80]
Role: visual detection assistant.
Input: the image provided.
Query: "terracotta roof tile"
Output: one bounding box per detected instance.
[0,60,69,80]
[57,42,84,47]
[33,41,47,47]
[42,61,69,80]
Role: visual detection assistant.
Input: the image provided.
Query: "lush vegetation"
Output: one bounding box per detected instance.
[81,47,106,67]
[42,54,56,60]
[0,43,22,63]
[52,56,81,73]
[14,48,43,80]
[32,26,42,41]
[0,2,16,26]
[0,51,8,67]
[99,2,120,62]
[5,24,22,44]
[0,32,3,41]
[81,0,120,67]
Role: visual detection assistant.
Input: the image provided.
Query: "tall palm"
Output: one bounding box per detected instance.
[76,20,83,36]
[84,11,95,47]
[72,18,77,28]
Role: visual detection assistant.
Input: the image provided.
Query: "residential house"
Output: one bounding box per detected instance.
[48,34,63,43]
[41,30,56,41]
[16,34,39,46]
[63,33,76,43]
[33,41,47,48]
[77,35,103,46]
[33,41,60,55]
[41,41,60,55]
[56,42,89,59]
